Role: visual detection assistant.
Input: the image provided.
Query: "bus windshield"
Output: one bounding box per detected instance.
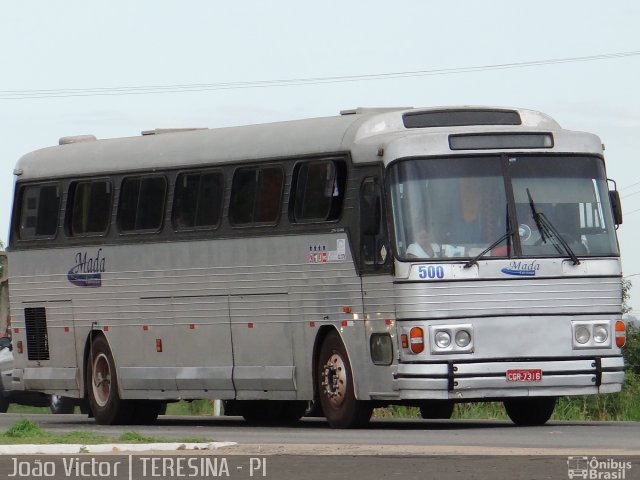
[389,155,619,261]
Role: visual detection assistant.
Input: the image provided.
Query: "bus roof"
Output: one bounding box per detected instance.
[13,106,602,181]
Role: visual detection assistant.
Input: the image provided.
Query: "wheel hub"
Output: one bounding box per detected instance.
[92,353,111,407]
[321,353,347,408]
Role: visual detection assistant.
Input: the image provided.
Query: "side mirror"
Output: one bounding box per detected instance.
[609,190,623,225]
[0,253,7,284]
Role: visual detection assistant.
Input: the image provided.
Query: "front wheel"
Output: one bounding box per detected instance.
[504,397,556,426]
[86,335,133,425]
[316,331,372,428]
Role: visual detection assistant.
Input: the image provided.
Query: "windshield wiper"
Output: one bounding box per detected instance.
[526,188,581,265]
[464,228,513,268]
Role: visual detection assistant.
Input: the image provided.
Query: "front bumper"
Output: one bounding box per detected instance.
[393,356,625,400]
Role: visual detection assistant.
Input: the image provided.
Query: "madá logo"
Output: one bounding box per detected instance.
[501,260,540,277]
[67,249,106,288]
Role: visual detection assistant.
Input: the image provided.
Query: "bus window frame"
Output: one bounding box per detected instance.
[171,168,225,233]
[289,157,348,225]
[117,174,168,235]
[16,182,62,241]
[228,163,285,228]
[66,177,114,238]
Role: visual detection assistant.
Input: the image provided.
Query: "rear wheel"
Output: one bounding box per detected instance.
[316,331,372,428]
[86,335,133,425]
[504,397,556,426]
[419,400,454,420]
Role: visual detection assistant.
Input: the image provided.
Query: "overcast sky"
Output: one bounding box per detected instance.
[1,1,639,311]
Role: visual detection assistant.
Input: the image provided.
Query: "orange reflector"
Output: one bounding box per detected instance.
[16,341,23,354]
[342,306,351,314]
[401,334,409,349]
[156,339,163,352]
[615,320,626,348]
[409,327,425,354]
[385,319,393,326]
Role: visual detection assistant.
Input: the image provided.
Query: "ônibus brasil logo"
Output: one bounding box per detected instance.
[67,249,106,288]
[567,456,632,479]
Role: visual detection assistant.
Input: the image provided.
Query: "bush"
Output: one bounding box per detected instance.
[623,324,640,374]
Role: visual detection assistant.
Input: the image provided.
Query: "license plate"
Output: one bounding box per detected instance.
[506,369,542,382]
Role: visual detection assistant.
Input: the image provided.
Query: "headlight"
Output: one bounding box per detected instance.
[593,325,609,344]
[455,330,471,347]
[435,331,451,348]
[575,326,591,344]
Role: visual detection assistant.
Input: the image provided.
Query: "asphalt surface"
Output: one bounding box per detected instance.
[1,414,639,479]
[0,413,639,455]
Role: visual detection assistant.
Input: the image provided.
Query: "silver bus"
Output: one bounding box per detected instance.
[5,106,626,427]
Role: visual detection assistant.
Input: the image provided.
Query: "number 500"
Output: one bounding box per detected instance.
[417,265,445,279]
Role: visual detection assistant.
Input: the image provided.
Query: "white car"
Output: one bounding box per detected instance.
[0,336,84,413]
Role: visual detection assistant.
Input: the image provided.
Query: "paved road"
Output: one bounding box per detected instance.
[1,413,639,455]
[1,414,639,479]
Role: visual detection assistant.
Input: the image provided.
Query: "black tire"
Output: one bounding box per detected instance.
[504,397,556,426]
[130,400,162,425]
[419,400,454,420]
[86,335,134,425]
[50,395,76,414]
[316,331,372,428]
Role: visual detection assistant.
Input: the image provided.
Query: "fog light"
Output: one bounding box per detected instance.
[435,331,451,348]
[593,325,609,343]
[575,326,590,344]
[455,330,471,347]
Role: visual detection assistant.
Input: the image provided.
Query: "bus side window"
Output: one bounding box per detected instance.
[173,170,224,230]
[118,175,167,232]
[360,177,386,266]
[229,165,284,226]
[18,184,61,239]
[68,180,113,236]
[290,159,347,223]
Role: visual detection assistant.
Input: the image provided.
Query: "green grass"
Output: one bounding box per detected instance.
[0,419,210,445]
[7,405,51,414]
[165,400,216,416]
